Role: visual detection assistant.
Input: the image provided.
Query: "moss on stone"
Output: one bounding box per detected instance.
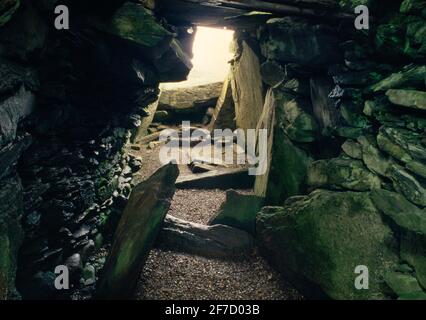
[257,190,399,299]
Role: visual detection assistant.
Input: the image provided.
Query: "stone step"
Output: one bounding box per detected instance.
[157,215,254,258]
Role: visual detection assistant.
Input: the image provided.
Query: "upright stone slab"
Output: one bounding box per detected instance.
[230,40,264,131]
[96,164,179,299]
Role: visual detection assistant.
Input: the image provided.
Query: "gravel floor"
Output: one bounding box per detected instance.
[136,186,303,301]
[129,128,303,300]
[137,249,303,300]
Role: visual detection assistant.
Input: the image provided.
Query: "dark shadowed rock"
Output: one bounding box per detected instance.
[158,215,254,258]
[176,167,254,190]
[261,17,340,66]
[0,174,23,299]
[96,164,179,299]
[209,75,236,130]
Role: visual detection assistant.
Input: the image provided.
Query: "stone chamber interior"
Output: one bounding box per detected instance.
[0,0,426,300]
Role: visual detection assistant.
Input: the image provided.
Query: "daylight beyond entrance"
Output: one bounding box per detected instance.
[161,26,234,90]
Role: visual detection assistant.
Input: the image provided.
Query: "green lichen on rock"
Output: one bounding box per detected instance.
[97,2,172,50]
[384,272,426,299]
[386,89,426,111]
[342,140,363,159]
[266,133,312,205]
[279,95,319,143]
[369,65,426,92]
[388,164,426,207]
[257,190,399,299]
[0,0,20,27]
[307,157,381,191]
[371,189,426,235]
[400,0,426,17]
[401,232,426,290]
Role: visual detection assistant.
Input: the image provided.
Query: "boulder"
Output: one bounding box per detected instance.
[158,215,254,258]
[307,158,381,191]
[371,189,426,235]
[386,89,426,111]
[209,190,264,235]
[159,82,222,117]
[257,190,399,299]
[96,164,179,299]
[261,17,340,66]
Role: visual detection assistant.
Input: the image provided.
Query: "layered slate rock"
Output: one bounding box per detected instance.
[158,215,254,258]
[257,190,399,299]
[97,164,179,299]
[307,157,382,191]
[209,190,264,235]
[371,189,426,236]
[386,89,426,111]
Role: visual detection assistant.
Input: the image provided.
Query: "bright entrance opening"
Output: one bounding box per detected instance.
[161,26,235,90]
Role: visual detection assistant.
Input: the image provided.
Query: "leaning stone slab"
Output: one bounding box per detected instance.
[176,167,254,189]
[96,164,179,299]
[157,215,254,258]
